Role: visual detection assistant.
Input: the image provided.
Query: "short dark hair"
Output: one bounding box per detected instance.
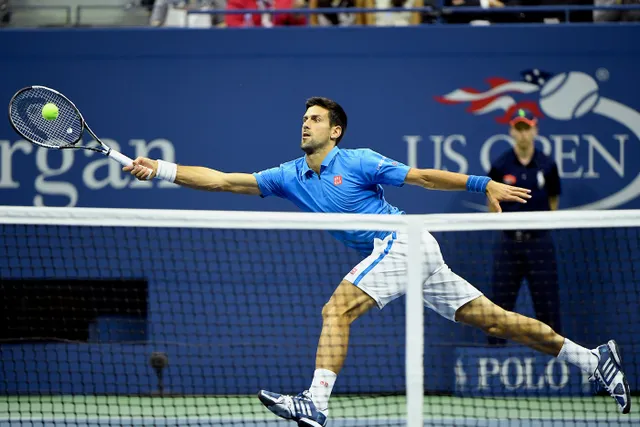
[305,97,348,144]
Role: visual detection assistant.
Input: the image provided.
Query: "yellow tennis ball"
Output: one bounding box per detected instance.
[42,103,59,121]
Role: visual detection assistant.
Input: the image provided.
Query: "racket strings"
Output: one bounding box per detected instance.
[10,88,83,148]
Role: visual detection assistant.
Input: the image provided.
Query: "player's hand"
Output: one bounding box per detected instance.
[485,180,531,213]
[123,157,157,180]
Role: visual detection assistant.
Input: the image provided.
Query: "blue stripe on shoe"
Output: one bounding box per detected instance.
[353,232,396,286]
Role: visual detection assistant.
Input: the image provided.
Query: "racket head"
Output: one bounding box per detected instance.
[8,86,85,149]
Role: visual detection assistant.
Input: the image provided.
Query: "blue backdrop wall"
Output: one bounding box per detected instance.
[1,25,640,212]
[1,25,639,397]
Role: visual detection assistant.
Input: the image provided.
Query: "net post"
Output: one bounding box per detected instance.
[405,215,424,427]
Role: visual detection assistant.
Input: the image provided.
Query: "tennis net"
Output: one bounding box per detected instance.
[0,206,638,427]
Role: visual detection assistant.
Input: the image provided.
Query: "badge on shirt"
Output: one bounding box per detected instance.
[334,175,343,186]
[503,174,517,185]
[537,170,545,189]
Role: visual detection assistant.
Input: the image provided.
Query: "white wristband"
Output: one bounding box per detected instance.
[480,0,490,8]
[156,159,177,183]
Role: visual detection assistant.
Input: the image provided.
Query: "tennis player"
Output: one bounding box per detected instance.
[124,97,631,425]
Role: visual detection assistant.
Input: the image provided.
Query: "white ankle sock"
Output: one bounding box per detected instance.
[309,369,337,412]
[557,338,599,375]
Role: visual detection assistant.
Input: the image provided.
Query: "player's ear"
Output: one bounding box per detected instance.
[331,125,342,141]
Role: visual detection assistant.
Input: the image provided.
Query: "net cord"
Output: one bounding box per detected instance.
[0,206,639,232]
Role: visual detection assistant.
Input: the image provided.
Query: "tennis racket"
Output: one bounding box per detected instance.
[8,85,153,179]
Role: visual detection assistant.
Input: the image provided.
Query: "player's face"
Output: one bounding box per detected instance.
[301,106,340,154]
[510,122,537,150]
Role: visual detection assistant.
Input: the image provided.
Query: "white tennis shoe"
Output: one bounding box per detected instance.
[258,389,328,426]
[590,340,631,414]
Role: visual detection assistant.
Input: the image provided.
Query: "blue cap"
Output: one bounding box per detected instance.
[509,108,538,126]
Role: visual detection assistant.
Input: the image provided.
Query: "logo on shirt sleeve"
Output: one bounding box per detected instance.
[333,175,343,186]
[377,156,399,170]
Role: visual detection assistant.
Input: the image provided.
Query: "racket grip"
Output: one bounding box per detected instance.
[108,149,134,167]
[108,150,153,180]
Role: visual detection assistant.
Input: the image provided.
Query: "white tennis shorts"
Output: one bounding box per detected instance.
[343,230,483,322]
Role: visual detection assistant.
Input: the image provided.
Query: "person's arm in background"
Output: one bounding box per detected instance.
[547,163,561,211]
[411,0,424,25]
[593,0,620,22]
[309,0,319,25]
[363,0,375,25]
[355,0,366,25]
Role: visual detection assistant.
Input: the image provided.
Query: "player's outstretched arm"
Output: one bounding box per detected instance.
[123,157,261,195]
[404,168,531,213]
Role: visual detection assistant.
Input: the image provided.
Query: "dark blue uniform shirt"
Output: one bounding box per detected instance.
[489,148,561,212]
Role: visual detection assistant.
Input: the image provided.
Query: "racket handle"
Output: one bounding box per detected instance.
[108,149,153,180]
[108,149,134,167]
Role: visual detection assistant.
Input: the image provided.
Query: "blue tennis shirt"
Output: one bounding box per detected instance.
[253,147,411,254]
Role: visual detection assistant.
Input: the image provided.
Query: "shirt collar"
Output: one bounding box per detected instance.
[321,146,340,171]
[301,146,340,178]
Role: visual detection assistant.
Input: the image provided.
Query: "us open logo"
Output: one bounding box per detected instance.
[436,69,640,210]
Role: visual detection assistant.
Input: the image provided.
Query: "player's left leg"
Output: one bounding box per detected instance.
[257,281,376,427]
[455,295,631,414]
[257,280,376,426]
[259,232,398,427]
[314,280,378,374]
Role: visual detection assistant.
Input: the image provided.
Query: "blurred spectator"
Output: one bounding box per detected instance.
[519,0,593,23]
[594,0,640,21]
[309,0,363,26]
[365,0,424,26]
[225,0,307,27]
[444,0,504,24]
[451,0,504,5]
[0,0,10,26]
[151,0,227,27]
[150,0,170,25]
[487,108,562,347]
[445,0,593,24]
[141,0,155,11]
